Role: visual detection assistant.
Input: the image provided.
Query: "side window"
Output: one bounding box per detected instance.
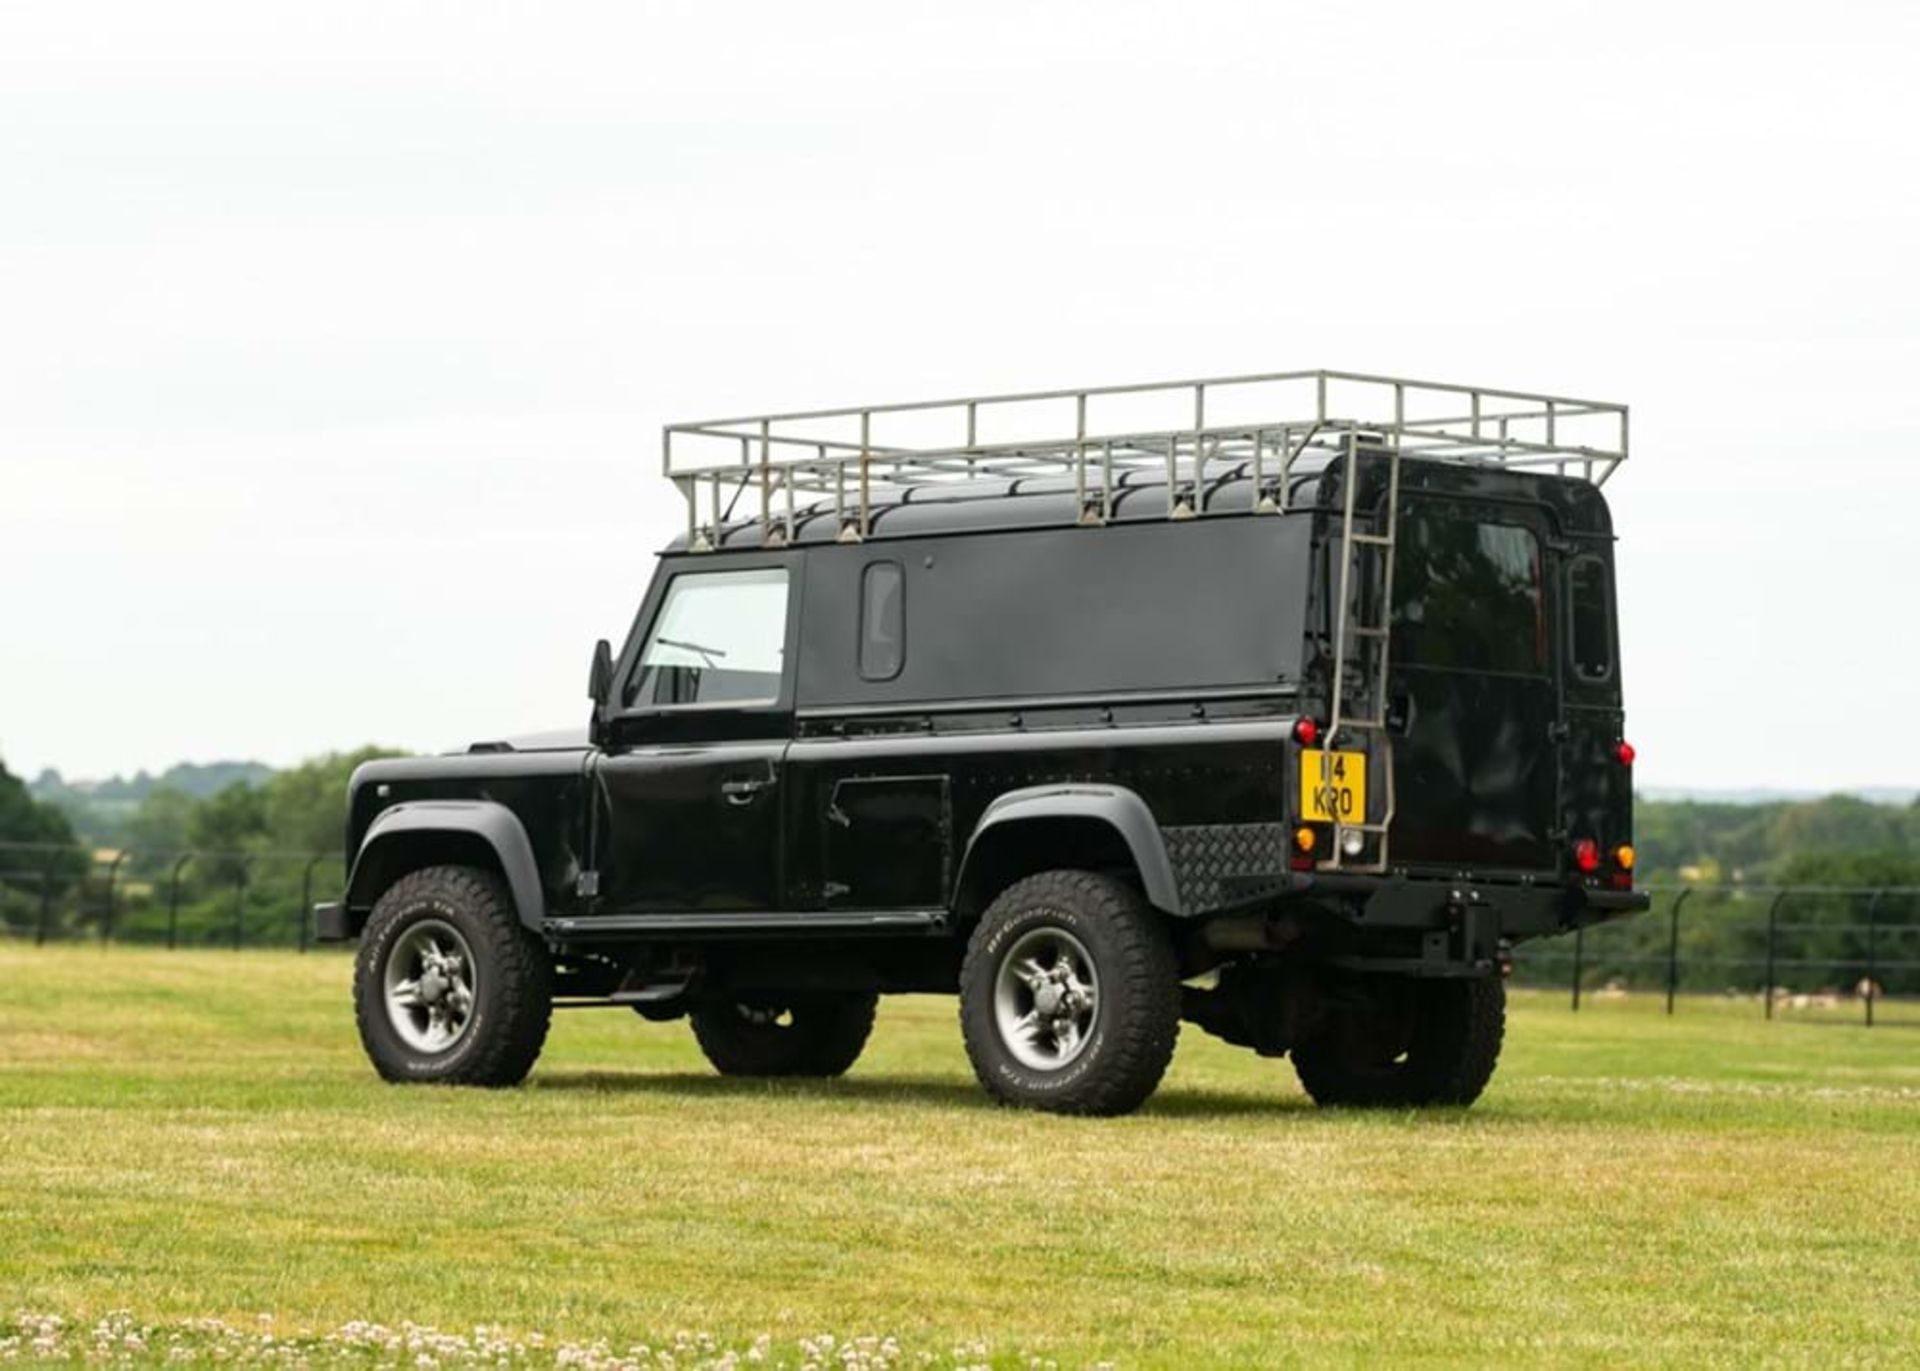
[1567,556,1613,683]
[1391,510,1545,674]
[859,561,905,681]
[628,567,789,707]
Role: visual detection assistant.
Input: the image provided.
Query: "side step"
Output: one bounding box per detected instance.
[610,980,693,1006]
[544,909,948,940]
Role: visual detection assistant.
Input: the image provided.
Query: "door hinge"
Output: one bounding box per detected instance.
[574,870,601,899]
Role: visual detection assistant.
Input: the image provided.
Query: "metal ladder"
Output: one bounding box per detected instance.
[1319,426,1403,874]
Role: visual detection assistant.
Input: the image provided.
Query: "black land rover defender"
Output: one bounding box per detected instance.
[317,370,1646,1115]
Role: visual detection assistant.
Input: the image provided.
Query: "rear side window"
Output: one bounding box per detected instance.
[1567,556,1613,682]
[629,567,789,707]
[1392,511,1544,674]
[859,561,905,681]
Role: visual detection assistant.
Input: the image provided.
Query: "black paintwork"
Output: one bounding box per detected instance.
[329,454,1643,987]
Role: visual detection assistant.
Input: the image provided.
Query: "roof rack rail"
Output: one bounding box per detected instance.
[662,368,1628,550]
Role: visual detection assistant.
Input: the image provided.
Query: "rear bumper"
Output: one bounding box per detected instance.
[1579,888,1654,919]
[1199,870,1650,974]
[1293,872,1649,935]
[311,902,352,943]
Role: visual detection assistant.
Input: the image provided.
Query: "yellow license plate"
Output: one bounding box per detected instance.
[1299,748,1368,824]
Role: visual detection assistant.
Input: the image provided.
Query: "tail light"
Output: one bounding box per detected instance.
[1614,739,1636,766]
[1292,717,1320,747]
[1572,838,1600,874]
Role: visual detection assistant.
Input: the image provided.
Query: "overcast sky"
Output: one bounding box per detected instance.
[3,0,1917,790]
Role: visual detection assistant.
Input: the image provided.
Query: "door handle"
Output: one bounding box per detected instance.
[1386,689,1416,737]
[721,776,774,805]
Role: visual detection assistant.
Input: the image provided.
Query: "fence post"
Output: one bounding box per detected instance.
[102,850,131,947]
[1665,888,1692,1016]
[1863,889,1882,1029]
[231,859,251,952]
[1763,889,1788,1020]
[37,860,55,946]
[166,854,191,950]
[1570,926,1584,1011]
[298,854,325,954]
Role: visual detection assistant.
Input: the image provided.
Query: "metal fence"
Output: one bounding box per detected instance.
[0,840,344,952]
[4,843,1917,1023]
[1509,884,1920,1027]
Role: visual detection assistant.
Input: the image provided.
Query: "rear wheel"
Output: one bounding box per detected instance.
[1291,975,1505,1107]
[959,869,1180,1116]
[353,864,553,1086]
[688,993,878,1077]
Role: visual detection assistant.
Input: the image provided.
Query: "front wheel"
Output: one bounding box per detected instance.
[1291,975,1505,1108]
[688,993,878,1078]
[353,864,554,1086]
[959,870,1180,1116]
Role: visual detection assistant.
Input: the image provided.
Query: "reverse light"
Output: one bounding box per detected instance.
[1292,717,1320,747]
[1614,844,1636,871]
[1340,828,1366,858]
[1573,838,1600,874]
[1614,739,1636,767]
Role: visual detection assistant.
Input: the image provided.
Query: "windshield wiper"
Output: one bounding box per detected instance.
[655,636,728,667]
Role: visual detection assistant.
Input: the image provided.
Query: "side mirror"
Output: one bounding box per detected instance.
[587,639,615,749]
[587,638,614,707]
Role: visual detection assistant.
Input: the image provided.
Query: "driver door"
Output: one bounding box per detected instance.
[595,554,800,913]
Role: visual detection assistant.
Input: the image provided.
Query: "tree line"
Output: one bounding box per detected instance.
[1,750,396,946]
[4,753,1917,974]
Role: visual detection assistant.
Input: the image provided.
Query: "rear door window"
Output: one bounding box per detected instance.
[1566,556,1613,682]
[1391,509,1545,674]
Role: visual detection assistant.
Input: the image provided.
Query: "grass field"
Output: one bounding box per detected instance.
[1,946,1916,1367]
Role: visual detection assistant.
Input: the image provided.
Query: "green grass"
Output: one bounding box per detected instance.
[1,946,1916,1367]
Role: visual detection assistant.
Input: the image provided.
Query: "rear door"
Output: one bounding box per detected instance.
[1559,547,1631,878]
[1387,499,1560,874]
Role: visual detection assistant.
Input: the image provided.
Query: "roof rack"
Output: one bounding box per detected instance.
[662,368,1628,550]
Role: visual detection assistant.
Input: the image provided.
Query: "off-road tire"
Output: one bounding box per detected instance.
[353,864,553,1086]
[1291,975,1505,1108]
[959,869,1180,1116]
[688,993,878,1077]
